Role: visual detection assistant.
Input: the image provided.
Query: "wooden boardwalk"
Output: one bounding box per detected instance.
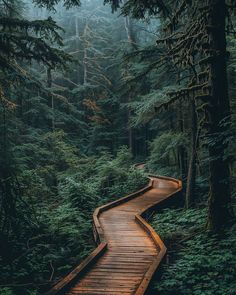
[45,175,181,295]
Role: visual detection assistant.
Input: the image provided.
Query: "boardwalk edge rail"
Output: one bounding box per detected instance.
[44,174,182,295]
[135,176,182,295]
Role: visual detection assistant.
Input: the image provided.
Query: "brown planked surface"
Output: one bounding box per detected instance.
[64,177,180,295]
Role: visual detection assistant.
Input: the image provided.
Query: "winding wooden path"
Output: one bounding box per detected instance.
[45,174,182,295]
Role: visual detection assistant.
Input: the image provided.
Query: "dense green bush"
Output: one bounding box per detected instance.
[150,208,236,295]
[147,132,188,177]
[0,147,147,295]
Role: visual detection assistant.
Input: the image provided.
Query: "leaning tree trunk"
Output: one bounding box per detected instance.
[185,99,197,208]
[206,0,231,231]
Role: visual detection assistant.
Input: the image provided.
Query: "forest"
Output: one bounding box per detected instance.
[0,0,235,294]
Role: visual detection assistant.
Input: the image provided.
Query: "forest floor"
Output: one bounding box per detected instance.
[149,207,236,295]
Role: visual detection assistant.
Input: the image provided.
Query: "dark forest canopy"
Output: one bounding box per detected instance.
[0,0,235,294]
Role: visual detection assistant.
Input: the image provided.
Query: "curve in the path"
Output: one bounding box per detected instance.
[45,175,182,295]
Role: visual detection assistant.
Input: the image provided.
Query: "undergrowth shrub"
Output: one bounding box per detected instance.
[0,146,147,295]
[150,208,236,295]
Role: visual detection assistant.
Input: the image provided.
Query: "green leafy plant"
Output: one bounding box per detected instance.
[151,208,236,295]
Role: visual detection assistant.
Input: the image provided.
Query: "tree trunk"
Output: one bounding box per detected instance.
[124,15,137,155]
[185,99,197,208]
[83,22,88,85]
[178,101,187,179]
[47,67,55,131]
[124,16,138,50]
[206,0,231,231]
[145,124,149,157]
[128,111,133,154]
[75,15,80,84]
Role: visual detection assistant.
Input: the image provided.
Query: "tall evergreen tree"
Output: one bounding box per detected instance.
[107,0,235,231]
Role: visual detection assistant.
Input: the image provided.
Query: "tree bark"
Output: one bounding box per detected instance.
[75,15,80,84]
[124,16,138,50]
[178,101,187,179]
[185,99,197,208]
[124,15,137,155]
[206,0,231,231]
[47,67,55,131]
[83,22,88,85]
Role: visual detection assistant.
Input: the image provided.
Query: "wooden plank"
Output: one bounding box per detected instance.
[70,287,135,291]
[44,243,107,295]
[68,292,131,295]
[44,174,182,295]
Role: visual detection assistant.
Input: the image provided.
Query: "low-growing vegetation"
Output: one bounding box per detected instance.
[150,208,236,295]
[0,147,147,295]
